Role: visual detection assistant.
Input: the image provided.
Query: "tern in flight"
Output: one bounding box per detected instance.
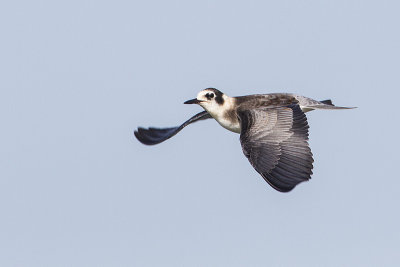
[135,88,354,192]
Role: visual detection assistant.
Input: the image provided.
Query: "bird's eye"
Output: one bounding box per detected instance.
[205,93,214,100]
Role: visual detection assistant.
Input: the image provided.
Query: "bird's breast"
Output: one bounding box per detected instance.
[218,119,241,133]
[212,109,241,133]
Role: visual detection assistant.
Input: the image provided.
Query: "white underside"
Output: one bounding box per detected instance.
[216,118,241,133]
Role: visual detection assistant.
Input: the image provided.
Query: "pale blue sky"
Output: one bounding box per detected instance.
[1,0,399,266]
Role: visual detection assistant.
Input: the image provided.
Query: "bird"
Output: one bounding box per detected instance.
[134,88,355,192]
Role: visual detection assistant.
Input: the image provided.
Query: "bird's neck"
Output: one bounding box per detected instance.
[207,97,241,133]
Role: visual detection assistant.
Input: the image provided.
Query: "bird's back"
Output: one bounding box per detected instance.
[234,93,351,112]
[234,93,299,110]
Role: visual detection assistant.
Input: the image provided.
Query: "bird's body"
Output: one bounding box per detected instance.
[199,90,347,134]
[135,88,355,192]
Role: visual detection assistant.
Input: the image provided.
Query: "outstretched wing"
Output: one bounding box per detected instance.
[134,111,212,145]
[238,104,313,192]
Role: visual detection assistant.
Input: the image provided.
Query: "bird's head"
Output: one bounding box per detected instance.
[184,88,228,115]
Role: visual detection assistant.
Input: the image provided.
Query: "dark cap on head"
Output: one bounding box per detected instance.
[204,88,224,105]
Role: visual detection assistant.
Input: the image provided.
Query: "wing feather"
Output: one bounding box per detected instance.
[238,104,313,192]
[134,111,212,145]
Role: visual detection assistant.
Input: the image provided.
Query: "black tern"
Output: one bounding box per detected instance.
[135,88,355,192]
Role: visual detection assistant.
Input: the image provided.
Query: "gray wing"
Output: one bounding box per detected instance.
[238,104,313,192]
[134,111,212,145]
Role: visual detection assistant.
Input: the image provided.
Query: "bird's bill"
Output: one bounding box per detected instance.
[184,98,204,104]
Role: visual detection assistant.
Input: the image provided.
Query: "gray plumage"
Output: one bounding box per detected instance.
[134,88,355,192]
[238,104,312,192]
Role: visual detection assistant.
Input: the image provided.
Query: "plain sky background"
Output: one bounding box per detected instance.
[1,0,399,266]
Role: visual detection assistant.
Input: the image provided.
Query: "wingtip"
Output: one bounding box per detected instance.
[134,129,144,143]
[133,129,140,139]
[134,128,154,145]
[133,111,212,146]
[134,126,177,146]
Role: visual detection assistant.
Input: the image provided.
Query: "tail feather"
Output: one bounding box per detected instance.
[311,99,356,110]
[300,97,356,111]
[310,105,356,110]
[320,99,333,106]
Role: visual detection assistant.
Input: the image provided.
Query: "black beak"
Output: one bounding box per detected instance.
[184,98,203,104]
